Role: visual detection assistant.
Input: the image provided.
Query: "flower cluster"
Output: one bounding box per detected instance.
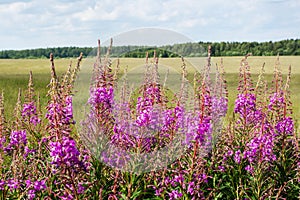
[244,132,276,163]
[135,84,163,127]
[268,92,285,111]
[162,106,184,132]
[275,116,294,135]
[214,57,300,198]
[22,102,41,126]
[46,102,63,126]
[0,179,5,190]
[187,181,195,195]
[136,96,154,126]
[196,120,212,144]
[234,149,241,164]
[212,96,228,118]
[145,85,161,103]
[4,130,27,152]
[6,179,20,191]
[234,93,256,117]
[24,146,36,158]
[59,192,75,200]
[64,95,74,124]
[25,179,47,200]
[9,130,27,147]
[46,96,75,127]
[169,190,183,200]
[49,136,83,169]
[185,113,212,146]
[89,86,114,109]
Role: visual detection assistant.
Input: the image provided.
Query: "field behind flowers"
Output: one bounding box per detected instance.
[1,56,300,123]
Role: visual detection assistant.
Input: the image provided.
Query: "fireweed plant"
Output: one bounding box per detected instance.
[77,40,227,199]
[210,55,300,199]
[0,40,298,199]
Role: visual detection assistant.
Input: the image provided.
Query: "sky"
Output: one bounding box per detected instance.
[0,0,299,50]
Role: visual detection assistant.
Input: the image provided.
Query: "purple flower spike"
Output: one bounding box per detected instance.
[60,192,74,200]
[49,136,82,169]
[276,117,294,135]
[155,187,163,196]
[89,86,114,108]
[169,190,183,200]
[187,181,195,195]
[218,165,225,172]
[234,150,241,164]
[172,174,184,186]
[234,93,256,117]
[22,102,41,126]
[0,180,5,190]
[24,146,36,158]
[244,133,276,164]
[64,96,75,124]
[77,183,86,194]
[9,130,27,147]
[25,179,31,188]
[33,180,46,191]
[46,95,75,132]
[28,189,35,200]
[136,97,154,126]
[7,179,19,191]
[245,165,254,174]
[212,96,228,117]
[268,92,285,111]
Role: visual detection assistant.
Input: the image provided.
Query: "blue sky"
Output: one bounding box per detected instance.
[0,0,299,50]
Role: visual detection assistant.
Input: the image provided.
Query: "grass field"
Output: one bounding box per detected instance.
[0,56,299,125]
[0,58,74,119]
[86,56,300,124]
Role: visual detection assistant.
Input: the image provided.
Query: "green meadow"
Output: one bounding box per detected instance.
[0,56,300,125]
[0,59,72,117]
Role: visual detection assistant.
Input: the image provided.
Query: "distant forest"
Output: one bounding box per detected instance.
[1,39,300,59]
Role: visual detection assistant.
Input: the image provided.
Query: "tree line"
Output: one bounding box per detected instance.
[0,39,299,59]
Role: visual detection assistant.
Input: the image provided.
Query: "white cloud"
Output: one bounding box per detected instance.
[0,0,299,49]
[73,1,121,21]
[0,1,32,26]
